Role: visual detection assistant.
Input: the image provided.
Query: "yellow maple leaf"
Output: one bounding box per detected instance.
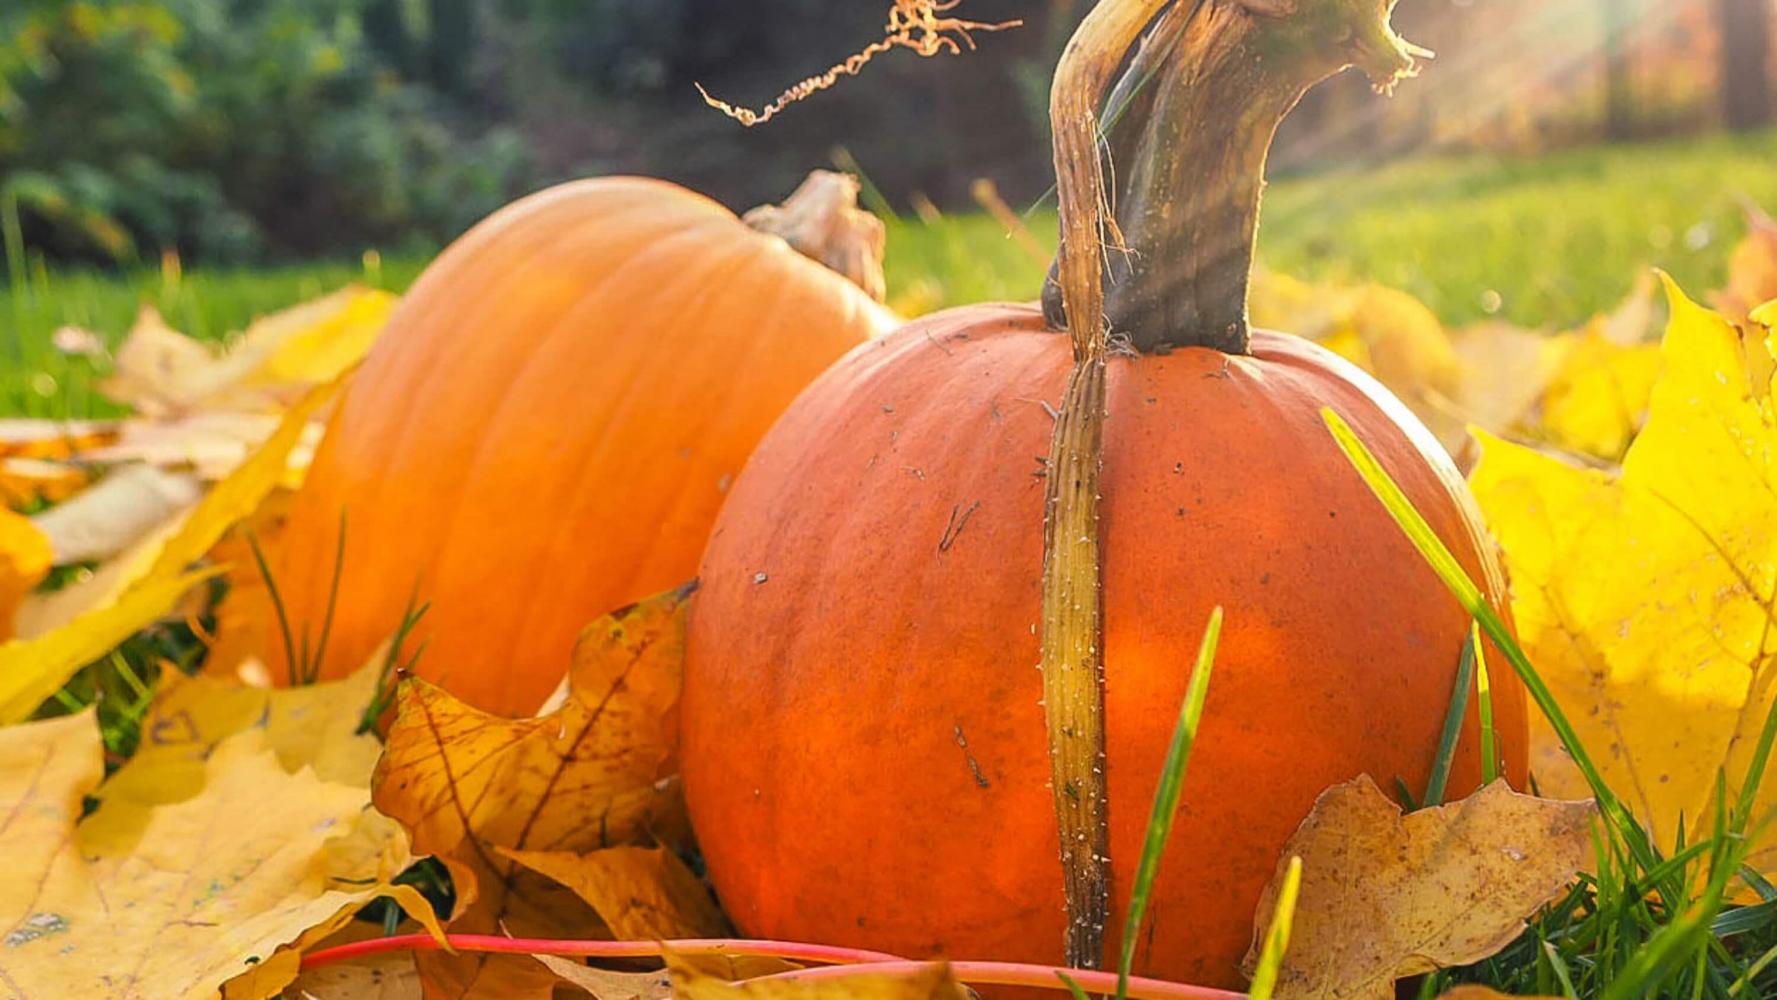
[0,507,51,639]
[372,585,693,997]
[1538,325,1662,462]
[0,566,218,722]
[1470,276,1777,868]
[1754,299,1777,330]
[247,286,396,389]
[97,653,390,816]
[0,715,428,1000]
[1244,778,1594,1000]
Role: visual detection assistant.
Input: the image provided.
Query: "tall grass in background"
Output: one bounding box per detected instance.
[5,131,1777,417]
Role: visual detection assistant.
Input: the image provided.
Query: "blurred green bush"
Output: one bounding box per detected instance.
[0,0,527,265]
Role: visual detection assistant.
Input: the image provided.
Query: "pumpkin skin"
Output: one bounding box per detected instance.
[258,176,893,715]
[681,304,1528,987]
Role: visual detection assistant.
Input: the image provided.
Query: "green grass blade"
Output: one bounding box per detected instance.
[1732,692,1777,834]
[1541,938,1581,999]
[1247,856,1303,1000]
[1474,621,1498,785]
[1712,899,1777,938]
[308,511,349,685]
[1741,866,1777,902]
[1320,408,1483,610]
[1320,407,1660,871]
[246,529,302,689]
[830,147,901,224]
[1114,606,1221,1000]
[1054,970,1092,1000]
[1730,941,1777,996]
[1424,629,1478,808]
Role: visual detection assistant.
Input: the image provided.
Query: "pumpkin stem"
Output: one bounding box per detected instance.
[1040,0,1426,354]
[744,171,889,302]
[1033,0,1422,972]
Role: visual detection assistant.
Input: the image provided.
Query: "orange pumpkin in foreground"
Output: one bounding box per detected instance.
[241,172,893,715]
[682,1,1528,989]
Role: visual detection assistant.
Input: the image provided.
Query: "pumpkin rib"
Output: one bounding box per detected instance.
[409,224,776,697]
[601,246,834,596]
[281,192,693,642]
[486,237,804,664]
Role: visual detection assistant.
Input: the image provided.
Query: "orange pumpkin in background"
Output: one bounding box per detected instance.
[682,0,1528,989]
[230,171,893,716]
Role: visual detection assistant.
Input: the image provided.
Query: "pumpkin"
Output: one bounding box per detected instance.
[682,0,1528,988]
[234,171,894,715]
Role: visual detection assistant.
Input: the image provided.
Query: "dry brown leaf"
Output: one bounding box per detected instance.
[83,413,326,483]
[1449,321,1567,448]
[101,288,392,417]
[538,956,673,1000]
[502,845,731,940]
[277,921,425,999]
[416,942,577,1000]
[0,718,430,1000]
[669,959,969,1000]
[30,463,204,563]
[102,306,223,416]
[0,418,119,460]
[281,947,422,1000]
[1244,777,1594,1000]
[1251,272,1462,414]
[1,456,91,508]
[373,585,693,998]
[1714,202,1777,326]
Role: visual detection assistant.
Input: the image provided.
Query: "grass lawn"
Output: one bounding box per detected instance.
[4,130,1774,418]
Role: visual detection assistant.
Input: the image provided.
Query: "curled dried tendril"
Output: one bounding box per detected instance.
[697,0,1021,127]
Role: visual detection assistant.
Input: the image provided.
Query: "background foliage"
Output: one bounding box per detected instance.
[3,0,1774,270]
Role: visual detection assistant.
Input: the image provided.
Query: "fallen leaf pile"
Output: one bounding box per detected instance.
[0,663,435,1000]
[370,585,713,997]
[0,287,389,711]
